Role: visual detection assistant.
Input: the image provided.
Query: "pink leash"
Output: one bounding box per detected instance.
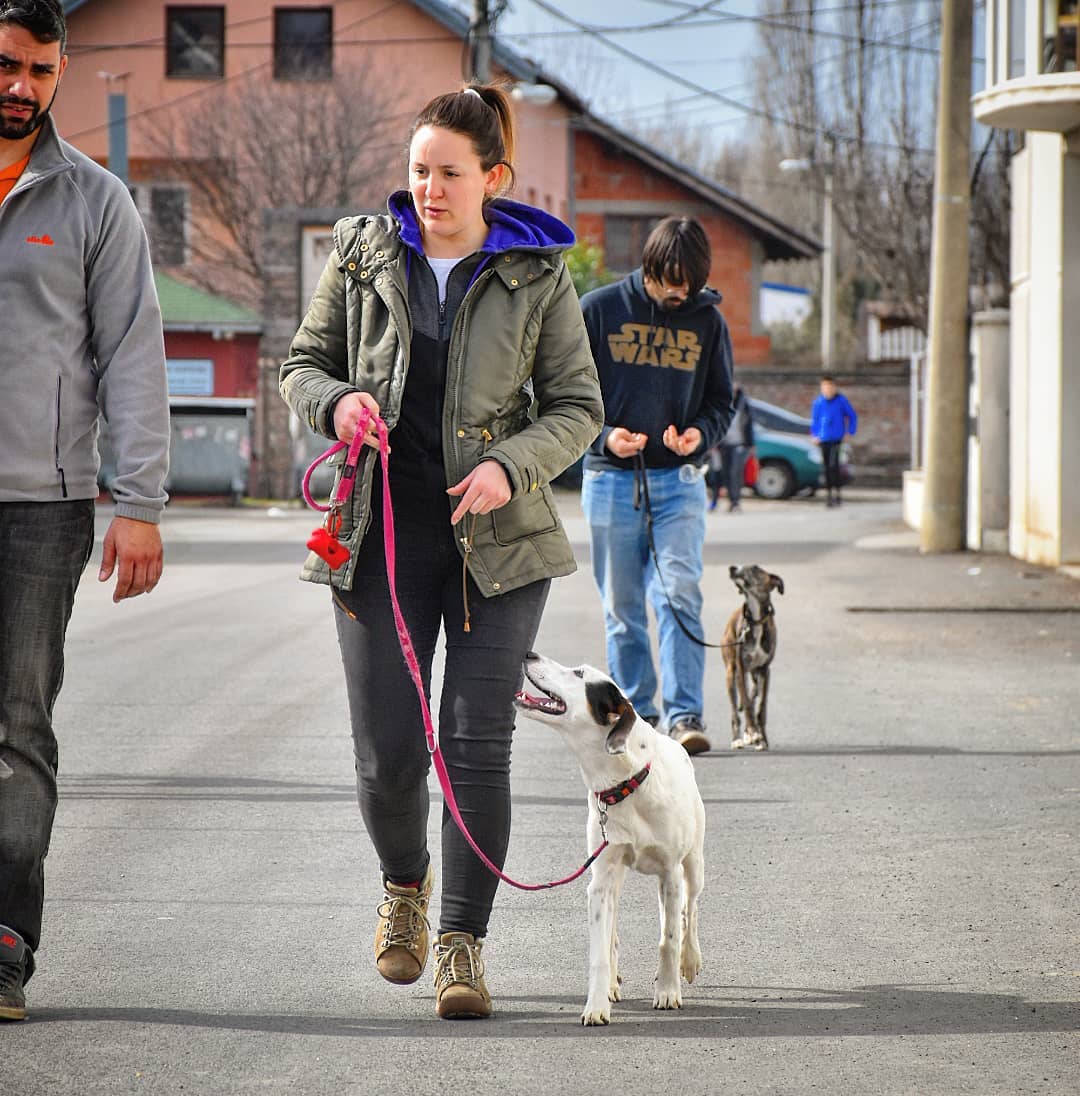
[303,411,608,891]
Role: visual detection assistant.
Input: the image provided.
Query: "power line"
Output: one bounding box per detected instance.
[522,0,938,154]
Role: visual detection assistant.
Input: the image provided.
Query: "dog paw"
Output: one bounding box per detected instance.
[680,954,702,984]
[581,1003,611,1026]
[730,737,746,750]
[653,988,683,1010]
[753,740,768,751]
[608,983,622,1002]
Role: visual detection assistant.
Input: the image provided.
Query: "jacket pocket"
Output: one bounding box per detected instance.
[54,376,68,497]
[491,486,559,545]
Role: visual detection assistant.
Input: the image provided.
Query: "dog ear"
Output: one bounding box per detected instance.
[604,705,636,755]
[585,678,628,727]
[769,573,785,595]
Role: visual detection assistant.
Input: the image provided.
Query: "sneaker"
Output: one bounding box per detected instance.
[374,863,434,985]
[0,926,28,1022]
[671,717,711,756]
[433,931,492,1019]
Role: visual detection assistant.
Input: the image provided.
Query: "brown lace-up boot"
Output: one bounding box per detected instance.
[433,931,492,1019]
[374,864,434,985]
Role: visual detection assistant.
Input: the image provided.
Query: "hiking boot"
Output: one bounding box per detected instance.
[374,863,434,985]
[671,717,711,756]
[0,926,28,1022]
[433,931,492,1019]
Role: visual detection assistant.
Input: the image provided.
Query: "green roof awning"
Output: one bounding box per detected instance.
[154,272,262,333]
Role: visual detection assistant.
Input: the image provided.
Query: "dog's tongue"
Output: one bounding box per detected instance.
[516,689,544,705]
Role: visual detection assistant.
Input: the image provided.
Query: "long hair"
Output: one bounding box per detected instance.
[409,83,516,198]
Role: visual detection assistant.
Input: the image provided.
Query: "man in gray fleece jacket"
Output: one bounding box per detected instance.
[0,0,170,1022]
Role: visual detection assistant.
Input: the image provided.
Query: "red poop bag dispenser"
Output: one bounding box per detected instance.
[307,517,350,569]
[303,422,368,570]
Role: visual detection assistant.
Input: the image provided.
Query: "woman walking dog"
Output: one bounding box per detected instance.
[279,84,602,1019]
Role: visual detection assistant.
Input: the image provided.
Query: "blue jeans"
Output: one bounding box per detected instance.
[581,465,706,728]
[0,501,96,970]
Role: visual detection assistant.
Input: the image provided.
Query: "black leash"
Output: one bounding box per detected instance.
[632,452,740,650]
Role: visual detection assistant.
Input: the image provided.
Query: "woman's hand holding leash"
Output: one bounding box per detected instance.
[333,392,384,449]
[447,460,512,524]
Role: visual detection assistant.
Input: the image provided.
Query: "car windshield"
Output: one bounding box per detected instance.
[747,398,811,435]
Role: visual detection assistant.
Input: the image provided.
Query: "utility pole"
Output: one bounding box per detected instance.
[820,143,836,370]
[470,0,492,82]
[98,71,131,187]
[920,0,973,553]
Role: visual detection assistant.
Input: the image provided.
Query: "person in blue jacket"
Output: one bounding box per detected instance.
[810,375,857,507]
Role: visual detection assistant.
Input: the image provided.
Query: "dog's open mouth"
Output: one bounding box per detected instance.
[514,671,567,716]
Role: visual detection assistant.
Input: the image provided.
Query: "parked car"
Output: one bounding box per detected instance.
[748,397,853,499]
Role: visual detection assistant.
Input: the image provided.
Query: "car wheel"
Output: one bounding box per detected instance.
[754,460,796,499]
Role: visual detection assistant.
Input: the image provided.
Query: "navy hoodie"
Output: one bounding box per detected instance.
[581,269,735,471]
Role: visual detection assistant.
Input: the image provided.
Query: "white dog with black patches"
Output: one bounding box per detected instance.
[515,652,705,1026]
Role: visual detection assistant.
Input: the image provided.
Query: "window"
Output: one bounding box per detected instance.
[133,185,190,266]
[1008,0,1026,78]
[166,6,225,78]
[274,7,333,81]
[603,215,662,275]
[1045,0,1080,73]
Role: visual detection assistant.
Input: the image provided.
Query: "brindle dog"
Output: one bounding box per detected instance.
[721,564,784,751]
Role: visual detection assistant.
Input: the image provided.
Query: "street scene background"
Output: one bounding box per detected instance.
[3,489,1077,1094]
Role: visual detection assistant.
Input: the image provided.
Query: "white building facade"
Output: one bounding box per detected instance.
[973,0,1080,566]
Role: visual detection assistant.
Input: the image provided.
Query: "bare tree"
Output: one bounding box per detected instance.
[699,0,1012,353]
[140,68,408,309]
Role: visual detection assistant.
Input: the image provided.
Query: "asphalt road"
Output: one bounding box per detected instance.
[3,489,1078,1095]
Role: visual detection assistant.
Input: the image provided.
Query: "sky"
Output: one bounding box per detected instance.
[455,0,763,138]
[444,1,985,160]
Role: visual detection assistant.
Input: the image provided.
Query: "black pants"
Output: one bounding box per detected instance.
[0,500,95,974]
[334,479,548,938]
[820,441,842,494]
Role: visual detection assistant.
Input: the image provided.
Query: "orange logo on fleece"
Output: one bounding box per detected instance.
[26,234,54,246]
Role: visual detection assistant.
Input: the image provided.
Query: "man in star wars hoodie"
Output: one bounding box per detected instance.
[580,216,734,756]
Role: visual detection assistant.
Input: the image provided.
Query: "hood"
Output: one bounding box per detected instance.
[627,267,722,314]
[387,190,575,257]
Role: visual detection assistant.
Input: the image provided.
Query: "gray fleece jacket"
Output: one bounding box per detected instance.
[0,115,169,522]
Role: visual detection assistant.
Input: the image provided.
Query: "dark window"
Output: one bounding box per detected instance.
[603,215,662,275]
[166,6,225,78]
[274,7,333,81]
[147,186,189,266]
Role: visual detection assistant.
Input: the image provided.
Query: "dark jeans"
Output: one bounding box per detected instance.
[334,481,549,939]
[720,444,749,508]
[820,441,842,493]
[0,500,95,972]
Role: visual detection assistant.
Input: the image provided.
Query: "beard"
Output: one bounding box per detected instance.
[0,95,48,141]
[656,295,686,312]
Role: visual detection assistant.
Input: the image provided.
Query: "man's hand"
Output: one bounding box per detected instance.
[662,425,703,457]
[98,517,163,603]
[447,461,513,525]
[605,427,648,459]
[333,392,382,449]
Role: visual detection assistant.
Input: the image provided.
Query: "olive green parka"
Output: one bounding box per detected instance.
[279,206,603,596]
